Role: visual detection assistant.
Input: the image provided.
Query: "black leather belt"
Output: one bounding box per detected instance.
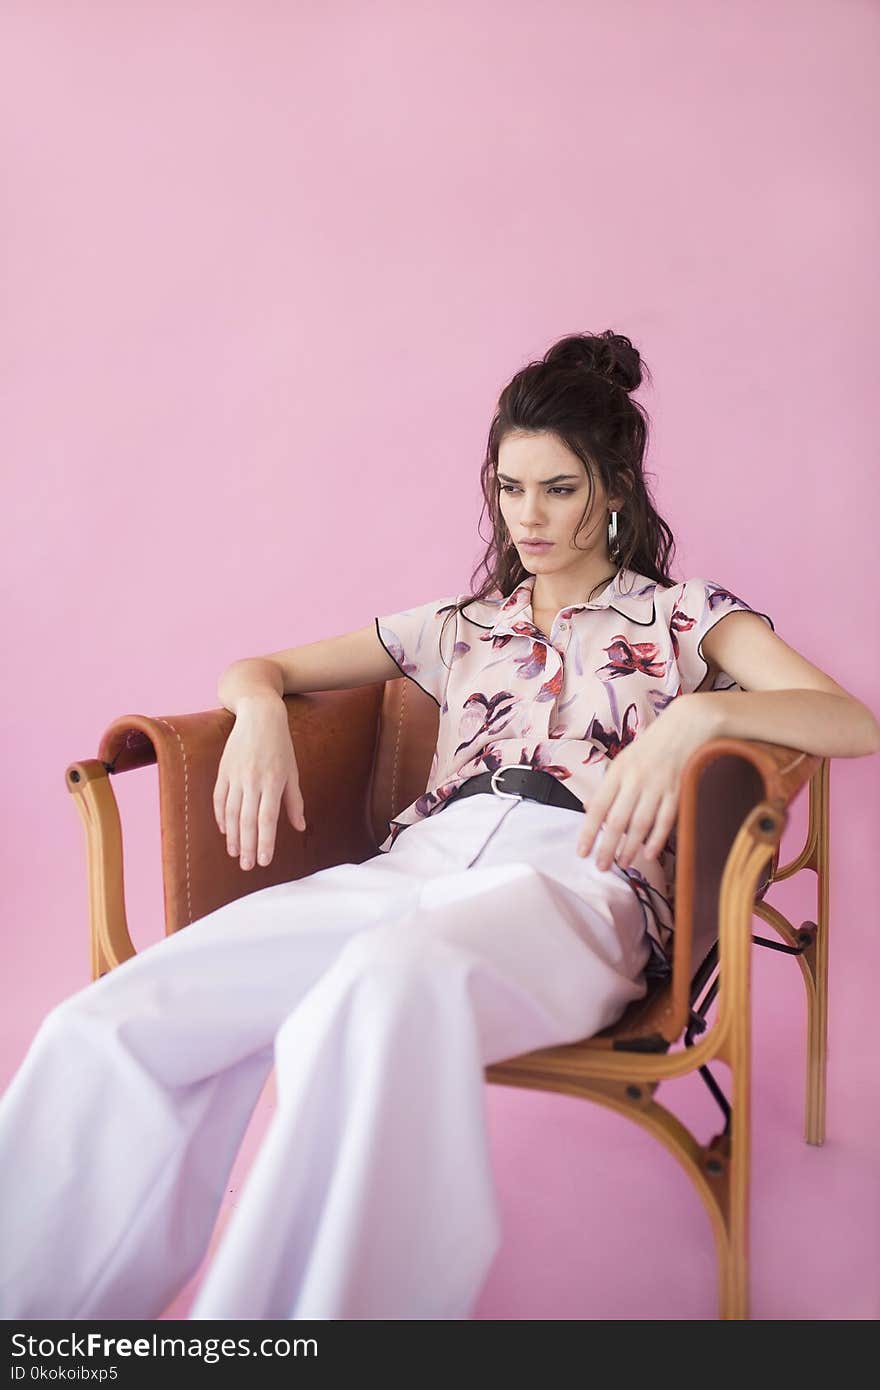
[442,765,584,815]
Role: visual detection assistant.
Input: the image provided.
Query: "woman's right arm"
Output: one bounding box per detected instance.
[214,623,401,870]
[218,621,401,708]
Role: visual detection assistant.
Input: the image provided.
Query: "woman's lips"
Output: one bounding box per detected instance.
[520,540,554,550]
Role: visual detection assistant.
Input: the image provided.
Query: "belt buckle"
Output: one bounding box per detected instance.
[490,765,525,801]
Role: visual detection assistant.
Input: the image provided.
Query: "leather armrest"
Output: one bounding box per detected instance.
[95,685,387,934]
[665,736,823,1039]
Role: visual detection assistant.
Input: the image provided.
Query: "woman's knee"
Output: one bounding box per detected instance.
[38,969,133,1044]
[34,994,92,1051]
[338,921,465,997]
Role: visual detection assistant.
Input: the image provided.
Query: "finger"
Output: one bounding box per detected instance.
[643,790,679,859]
[282,778,307,834]
[224,785,243,857]
[213,774,229,836]
[577,781,617,857]
[237,787,261,869]
[594,785,641,871]
[617,790,663,870]
[256,786,283,866]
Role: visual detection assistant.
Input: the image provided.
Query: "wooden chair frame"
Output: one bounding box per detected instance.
[64,676,829,1320]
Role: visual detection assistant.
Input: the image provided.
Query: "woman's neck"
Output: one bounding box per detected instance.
[531,563,619,615]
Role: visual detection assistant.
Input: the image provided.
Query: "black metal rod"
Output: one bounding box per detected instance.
[752,933,810,956]
[699,1064,732,1133]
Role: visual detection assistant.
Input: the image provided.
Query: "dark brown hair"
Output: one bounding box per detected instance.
[440,330,677,662]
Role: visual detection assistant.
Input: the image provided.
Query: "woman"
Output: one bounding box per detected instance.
[1,331,877,1322]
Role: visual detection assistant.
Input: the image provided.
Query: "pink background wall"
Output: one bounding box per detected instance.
[2,1,878,1319]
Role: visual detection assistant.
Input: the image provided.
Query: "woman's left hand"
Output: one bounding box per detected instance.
[577,693,718,871]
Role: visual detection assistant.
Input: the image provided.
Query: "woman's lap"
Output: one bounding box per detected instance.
[379,793,648,972]
[53,791,650,1064]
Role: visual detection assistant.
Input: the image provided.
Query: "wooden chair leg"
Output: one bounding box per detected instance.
[703,1060,749,1319]
[754,759,831,1146]
[712,802,781,1320]
[804,928,829,1145]
[805,759,830,1145]
[721,1061,749,1320]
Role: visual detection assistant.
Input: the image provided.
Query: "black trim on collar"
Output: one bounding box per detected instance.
[459,600,495,630]
[460,591,659,632]
[607,595,657,628]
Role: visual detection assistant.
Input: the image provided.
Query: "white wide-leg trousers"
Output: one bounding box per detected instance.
[0,791,651,1322]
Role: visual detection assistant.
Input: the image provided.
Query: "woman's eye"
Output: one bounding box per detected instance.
[499,485,573,496]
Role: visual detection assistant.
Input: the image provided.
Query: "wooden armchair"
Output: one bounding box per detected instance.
[65,676,829,1321]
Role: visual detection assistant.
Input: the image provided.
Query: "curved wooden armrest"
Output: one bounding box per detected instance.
[66,685,387,977]
[662,736,823,1041]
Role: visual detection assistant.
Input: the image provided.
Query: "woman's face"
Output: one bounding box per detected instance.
[495,430,620,573]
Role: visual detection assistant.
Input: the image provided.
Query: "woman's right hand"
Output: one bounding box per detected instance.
[212,697,307,870]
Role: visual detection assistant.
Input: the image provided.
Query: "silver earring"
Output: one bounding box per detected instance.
[607,509,619,554]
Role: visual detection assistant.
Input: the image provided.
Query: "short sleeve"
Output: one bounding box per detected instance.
[374,594,460,706]
[670,577,775,695]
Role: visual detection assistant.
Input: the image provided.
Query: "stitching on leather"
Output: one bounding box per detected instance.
[391,680,406,811]
[154,718,193,926]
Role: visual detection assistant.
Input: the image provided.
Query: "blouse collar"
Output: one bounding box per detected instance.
[491,566,657,634]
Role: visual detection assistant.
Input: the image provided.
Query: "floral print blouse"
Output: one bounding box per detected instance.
[374,566,774,968]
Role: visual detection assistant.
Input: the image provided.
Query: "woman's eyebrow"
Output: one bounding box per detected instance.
[497,472,581,484]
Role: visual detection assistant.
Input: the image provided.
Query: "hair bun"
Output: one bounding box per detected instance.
[544,330,643,394]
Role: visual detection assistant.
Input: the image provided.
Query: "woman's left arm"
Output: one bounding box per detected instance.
[578,612,880,872]
[693,611,880,759]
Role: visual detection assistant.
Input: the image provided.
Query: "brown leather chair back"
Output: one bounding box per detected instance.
[688,753,770,974]
[367,677,439,846]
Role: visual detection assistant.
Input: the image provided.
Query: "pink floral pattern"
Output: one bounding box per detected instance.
[374,569,774,960]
